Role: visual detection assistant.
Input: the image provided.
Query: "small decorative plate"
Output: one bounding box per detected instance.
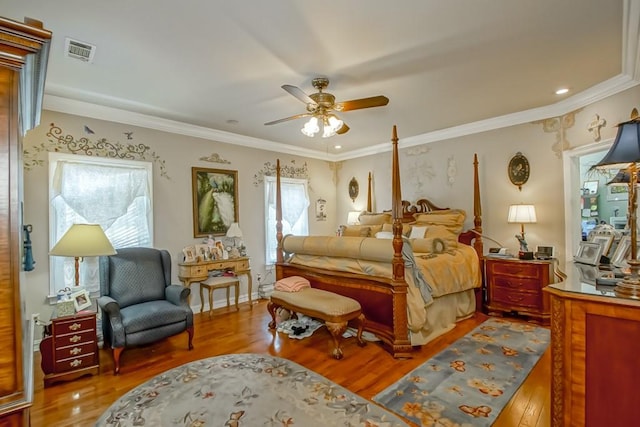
[508,152,530,190]
[348,177,359,202]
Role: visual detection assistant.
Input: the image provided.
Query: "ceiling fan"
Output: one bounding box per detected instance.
[265,77,389,138]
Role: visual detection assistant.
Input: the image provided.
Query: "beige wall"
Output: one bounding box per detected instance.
[22,84,640,328]
[336,85,640,266]
[22,110,338,322]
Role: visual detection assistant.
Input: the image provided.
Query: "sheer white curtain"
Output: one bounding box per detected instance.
[264,176,309,264]
[49,153,153,294]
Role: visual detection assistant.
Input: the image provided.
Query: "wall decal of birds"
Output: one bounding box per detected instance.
[83,125,94,134]
[124,132,133,140]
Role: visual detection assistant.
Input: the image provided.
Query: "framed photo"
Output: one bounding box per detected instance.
[573,241,603,265]
[582,180,599,195]
[588,234,614,256]
[611,236,636,268]
[315,198,327,221]
[71,289,92,312]
[575,262,599,285]
[607,184,628,201]
[192,167,238,237]
[182,245,196,263]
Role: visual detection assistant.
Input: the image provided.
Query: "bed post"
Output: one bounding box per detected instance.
[472,153,483,256]
[391,126,404,284]
[275,159,284,264]
[367,172,372,212]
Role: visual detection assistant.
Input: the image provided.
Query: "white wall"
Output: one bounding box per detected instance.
[22,110,337,323]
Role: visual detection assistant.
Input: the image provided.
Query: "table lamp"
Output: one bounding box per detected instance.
[593,108,640,298]
[507,204,537,255]
[50,224,116,287]
[347,211,361,225]
[226,222,244,257]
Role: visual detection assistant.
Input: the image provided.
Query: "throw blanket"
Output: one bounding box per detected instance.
[274,275,311,292]
[95,353,409,426]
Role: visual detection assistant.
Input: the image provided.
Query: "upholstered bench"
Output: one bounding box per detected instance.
[267,288,366,359]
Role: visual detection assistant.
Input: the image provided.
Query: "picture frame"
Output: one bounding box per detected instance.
[71,289,92,312]
[182,245,196,263]
[192,167,239,237]
[582,180,599,195]
[588,234,614,256]
[607,184,628,201]
[610,236,637,268]
[575,262,599,285]
[315,198,327,221]
[573,241,603,265]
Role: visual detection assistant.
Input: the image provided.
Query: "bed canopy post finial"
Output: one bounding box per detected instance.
[367,172,372,212]
[391,125,404,282]
[473,153,483,256]
[275,159,284,263]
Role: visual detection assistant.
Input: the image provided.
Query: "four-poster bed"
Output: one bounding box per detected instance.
[274,126,483,357]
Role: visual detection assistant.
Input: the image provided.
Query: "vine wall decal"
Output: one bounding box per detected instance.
[253,160,309,186]
[23,123,171,179]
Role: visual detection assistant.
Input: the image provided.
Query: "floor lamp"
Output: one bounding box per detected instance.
[594,109,640,299]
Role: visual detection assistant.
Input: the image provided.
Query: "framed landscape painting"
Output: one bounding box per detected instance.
[192,167,238,237]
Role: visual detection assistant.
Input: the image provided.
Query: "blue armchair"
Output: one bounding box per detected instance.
[97,247,194,374]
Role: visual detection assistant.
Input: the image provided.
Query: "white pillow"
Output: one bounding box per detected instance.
[409,225,428,239]
[375,231,394,239]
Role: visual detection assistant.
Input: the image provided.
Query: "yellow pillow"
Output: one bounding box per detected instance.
[413,209,466,235]
[382,222,413,237]
[411,237,450,254]
[359,212,393,225]
[423,224,458,249]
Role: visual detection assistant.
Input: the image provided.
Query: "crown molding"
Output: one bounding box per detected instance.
[42,94,337,161]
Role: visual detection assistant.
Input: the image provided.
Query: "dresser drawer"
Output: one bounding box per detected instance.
[54,353,98,373]
[491,275,540,292]
[235,259,250,270]
[180,264,208,276]
[54,317,94,334]
[492,288,540,309]
[488,261,541,279]
[55,329,96,347]
[55,341,96,361]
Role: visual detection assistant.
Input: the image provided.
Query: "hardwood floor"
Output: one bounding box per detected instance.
[30,300,551,426]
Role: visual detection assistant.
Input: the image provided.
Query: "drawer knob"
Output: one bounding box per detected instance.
[70,322,82,331]
[70,347,82,355]
[70,359,82,368]
[70,335,82,343]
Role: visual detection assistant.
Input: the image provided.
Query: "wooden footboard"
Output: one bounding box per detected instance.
[275,263,414,358]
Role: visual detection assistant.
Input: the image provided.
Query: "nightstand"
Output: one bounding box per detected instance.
[484,257,558,325]
[39,311,99,387]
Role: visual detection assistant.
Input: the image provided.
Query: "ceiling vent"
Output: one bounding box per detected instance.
[64,37,96,63]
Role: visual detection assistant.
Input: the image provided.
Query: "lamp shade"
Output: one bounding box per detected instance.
[50,224,116,257]
[507,204,537,224]
[226,222,243,238]
[594,120,640,169]
[606,169,640,186]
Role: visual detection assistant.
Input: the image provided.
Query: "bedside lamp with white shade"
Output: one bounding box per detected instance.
[507,204,537,254]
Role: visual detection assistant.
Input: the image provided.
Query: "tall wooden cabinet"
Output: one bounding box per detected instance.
[0,17,51,426]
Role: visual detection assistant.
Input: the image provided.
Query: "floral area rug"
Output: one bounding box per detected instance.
[95,353,409,426]
[373,318,550,426]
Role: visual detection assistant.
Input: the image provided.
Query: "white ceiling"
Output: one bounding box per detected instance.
[6,0,640,160]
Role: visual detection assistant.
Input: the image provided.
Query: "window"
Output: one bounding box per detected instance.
[264,176,309,264]
[49,153,153,295]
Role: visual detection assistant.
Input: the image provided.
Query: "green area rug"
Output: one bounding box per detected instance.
[95,353,409,426]
[374,318,549,426]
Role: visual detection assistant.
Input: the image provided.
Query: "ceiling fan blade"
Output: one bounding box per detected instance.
[264,113,312,126]
[336,122,350,135]
[282,85,317,106]
[337,95,389,112]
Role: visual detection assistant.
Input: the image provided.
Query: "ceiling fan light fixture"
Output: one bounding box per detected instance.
[301,116,319,137]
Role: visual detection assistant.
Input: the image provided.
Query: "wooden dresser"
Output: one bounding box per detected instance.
[39,311,100,387]
[545,264,640,426]
[0,17,51,425]
[178,257,253,305]
[484,257,557,325]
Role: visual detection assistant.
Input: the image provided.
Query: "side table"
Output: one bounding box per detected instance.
[484,257,559,325]
[39,310,99,387]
